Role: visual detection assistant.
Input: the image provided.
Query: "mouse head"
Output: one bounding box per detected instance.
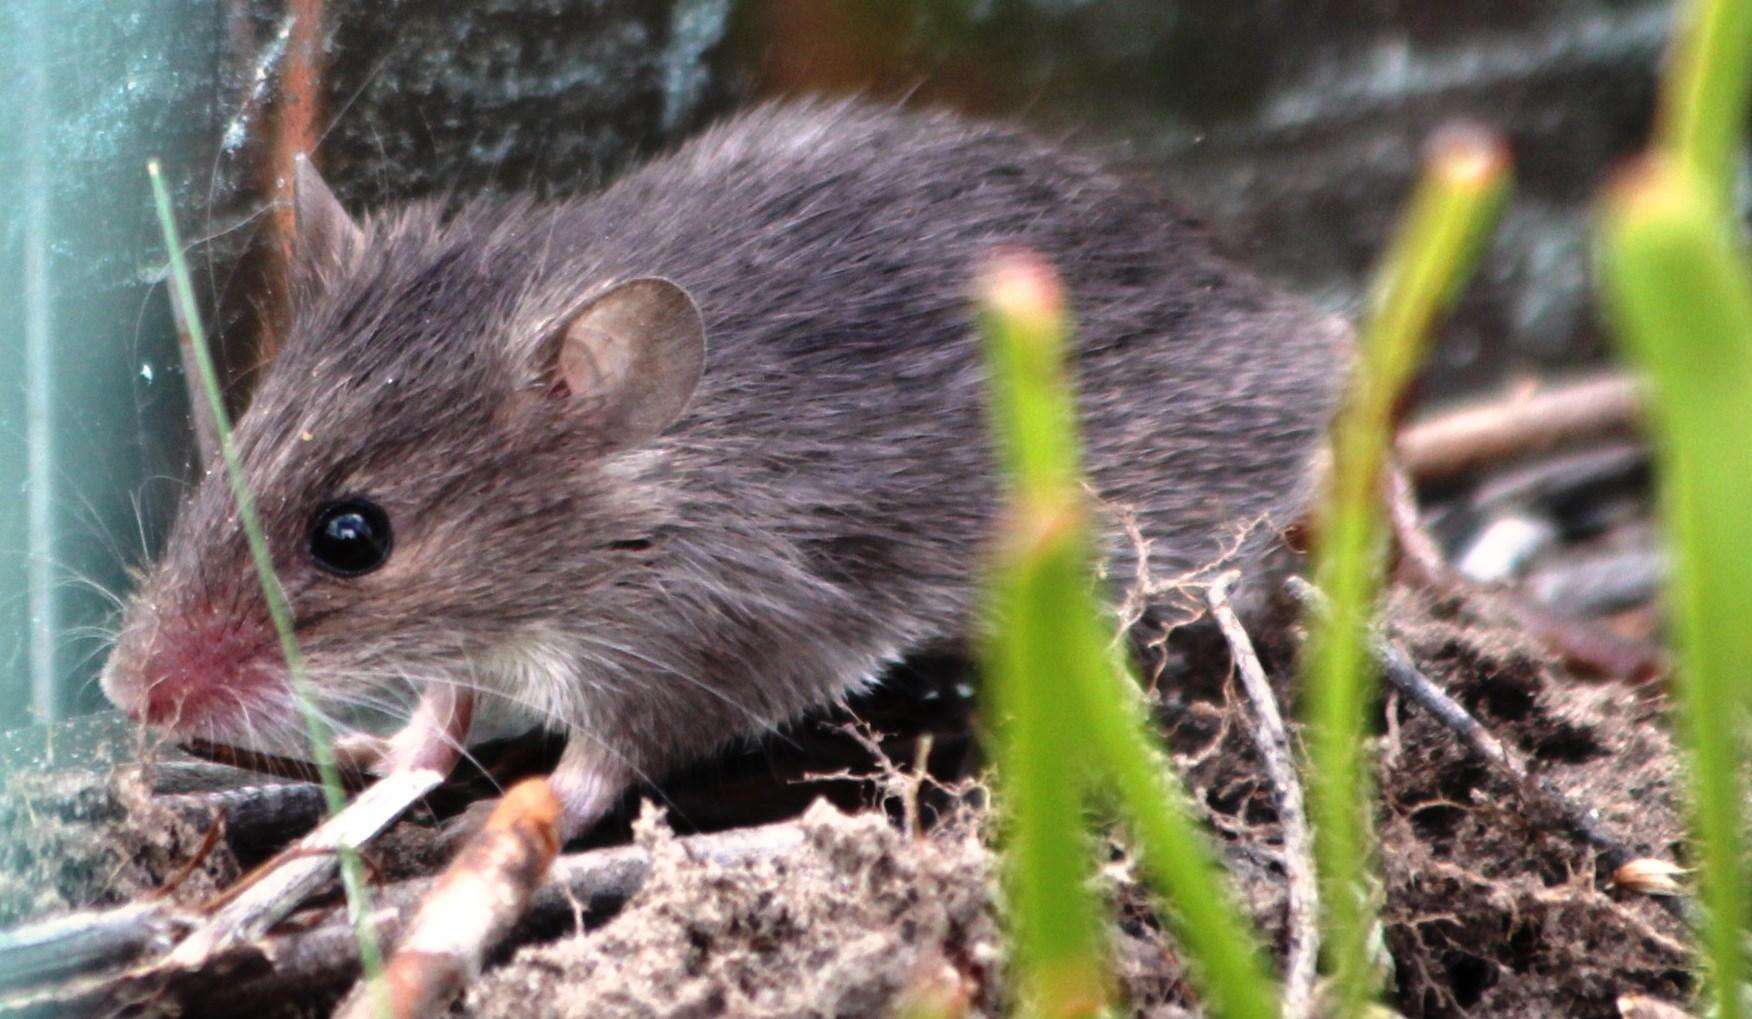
[101,160,706,755]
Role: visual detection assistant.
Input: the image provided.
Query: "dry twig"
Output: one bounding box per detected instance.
[1527,548,1665,618]
[1464,440,1647,515]
[1206,571,1320,1019]
[164,765,445,969]
[336,779,561,1019]
[0,904,187,999]
[1388,457,1664,683]
[1396,373,1642,482]
[187,820,806,1014]
[1387,464,1449,587]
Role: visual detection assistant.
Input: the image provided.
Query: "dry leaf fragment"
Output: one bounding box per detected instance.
[1607,858,1687,897]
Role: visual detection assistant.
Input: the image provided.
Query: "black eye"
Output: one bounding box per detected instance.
[308,499,393,577]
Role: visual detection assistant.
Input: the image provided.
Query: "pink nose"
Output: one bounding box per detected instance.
[107,613,276,730]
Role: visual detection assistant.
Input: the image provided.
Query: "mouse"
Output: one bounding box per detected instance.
[102,99,1351,842]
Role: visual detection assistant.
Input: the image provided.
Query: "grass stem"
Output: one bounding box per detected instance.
[1598,155,1752,1019]
[979,252,1277,1019]
[1655,0,1752,210]
[1303,124,1508,1015]
[147,160,389,1017]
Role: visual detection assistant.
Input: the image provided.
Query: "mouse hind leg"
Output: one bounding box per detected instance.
[547,737,632,842]
[429,735,628,856]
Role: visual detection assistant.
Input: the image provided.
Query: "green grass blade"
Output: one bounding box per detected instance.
[978,254,1277,1019]
[1598,156,1752,1019]
[1304,125,1509,1015]
[1070,631,1279,1019]
[1656,0,1752,210]
[979,256,1109,1018]
[986,510,1111,1018]
[147,161,389,1014]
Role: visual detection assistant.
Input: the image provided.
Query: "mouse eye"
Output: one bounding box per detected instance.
[308,499,393,577]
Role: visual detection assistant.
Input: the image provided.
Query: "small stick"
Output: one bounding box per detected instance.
[159,781,328,857]
[1465,440,1647,515]
[0,821,811,1015]
[335,779,561,1019]
[1287,577,1685,921]
[0,903,187,997]
[180,738,369,790]
[1396,373,1642,482]
[1386,464,1448,587]
[1526,547,1665,618]
[1206,572,1320,1019]
[164,765,445,969]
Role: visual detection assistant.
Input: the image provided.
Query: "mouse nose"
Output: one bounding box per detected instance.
[98,655,146,722]
[104,611,277,730]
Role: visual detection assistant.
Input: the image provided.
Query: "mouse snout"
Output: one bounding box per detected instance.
[102,609,278,730]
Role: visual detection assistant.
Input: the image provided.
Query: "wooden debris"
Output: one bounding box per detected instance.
[157,779,328,858]
[1527,548,1664,618]
[1464,440,1647,515]
[1388,454,1665,684]
[336,778,561,1019]
[165,765,445,969]
[181,739,369,790]
[1397,373,1642,482]
[227,819,807,1013]
[147,809,226,901]
[1387,464,1449,587]
[0,904,186,997]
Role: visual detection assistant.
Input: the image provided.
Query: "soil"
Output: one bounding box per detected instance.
[0,554,1695,1018]
[450,579,1687,1018]
[0,733,241,927]
[463,802,1001,1019]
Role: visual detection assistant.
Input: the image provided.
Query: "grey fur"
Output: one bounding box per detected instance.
[105,100,1349,798]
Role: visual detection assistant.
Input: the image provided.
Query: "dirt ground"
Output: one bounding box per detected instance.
[438,579,1689,1018]
[0,570,1694,1018]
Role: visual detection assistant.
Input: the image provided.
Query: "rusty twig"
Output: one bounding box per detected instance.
[1397,373,1642,482]
[336,779,561,1019]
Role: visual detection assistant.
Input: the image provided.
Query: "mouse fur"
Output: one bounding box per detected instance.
[103,98,1349,830]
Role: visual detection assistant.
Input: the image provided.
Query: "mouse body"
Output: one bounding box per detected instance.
[104,100,1349,836]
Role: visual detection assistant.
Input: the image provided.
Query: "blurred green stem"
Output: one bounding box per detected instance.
[981,256,1109,1018]
[980,253,1276,1019]
[1598,156,1752,1019]
[1304,124,1508,1015]
[1656,0,1752,210]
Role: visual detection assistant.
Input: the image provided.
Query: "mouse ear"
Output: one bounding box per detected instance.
[290,153,364,278]
[551,277,706,447]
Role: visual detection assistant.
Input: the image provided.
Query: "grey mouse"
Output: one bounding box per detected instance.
[102,99,1350,841]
